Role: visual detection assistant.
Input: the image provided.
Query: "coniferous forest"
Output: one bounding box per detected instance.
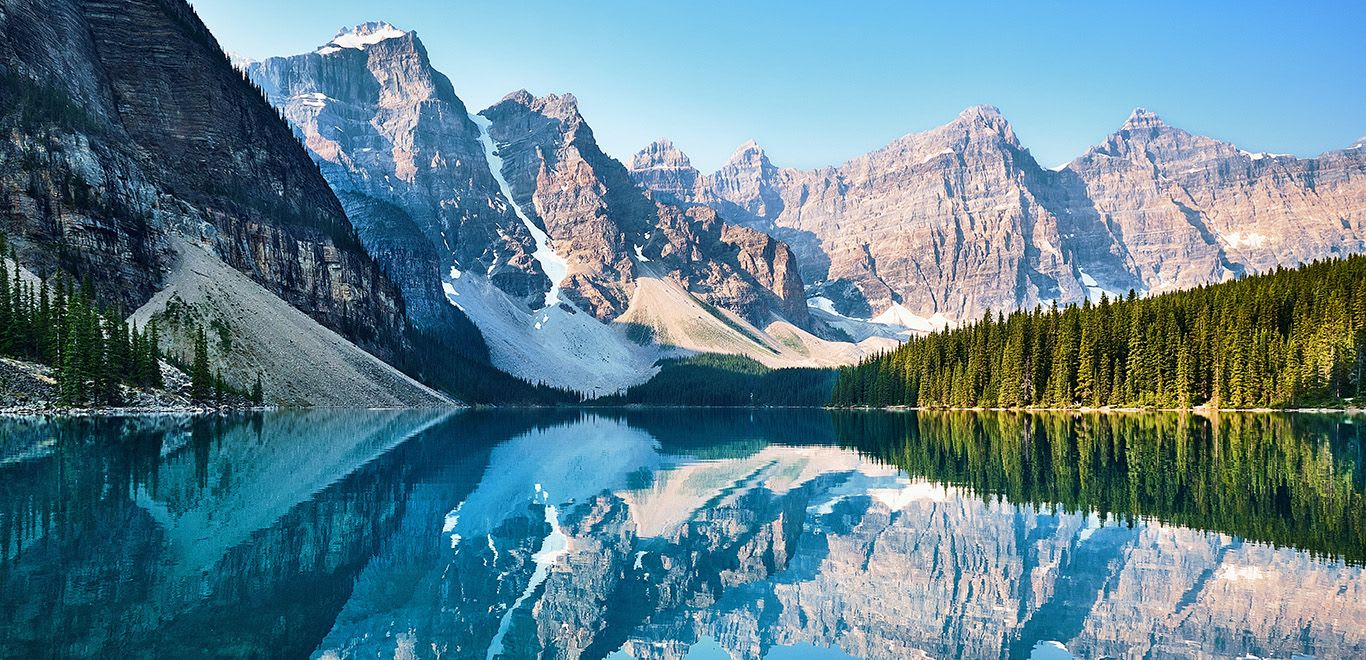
[832,256,1366,409]
[0,233,167,406]
[837,411,1366,564]
[594,354,836,407]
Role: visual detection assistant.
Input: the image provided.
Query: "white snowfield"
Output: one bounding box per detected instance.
[441,267,664,396]
[871,303,953,334]
[316,21,408,55]
[1076,268,1128,303]
[807,296,952,342]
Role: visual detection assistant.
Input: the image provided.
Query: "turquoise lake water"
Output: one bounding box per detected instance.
[0,410,1362,658]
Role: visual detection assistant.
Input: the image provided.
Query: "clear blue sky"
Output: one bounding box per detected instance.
[190,0,1363,171]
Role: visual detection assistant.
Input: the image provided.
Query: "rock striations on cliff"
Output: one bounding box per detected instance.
[631,106,1366,324]
[0,0,446,405]
[249,24,890,392]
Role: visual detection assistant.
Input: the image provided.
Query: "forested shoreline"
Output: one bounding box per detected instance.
[832,256,1366,410]
[0,232,261,409]
[592,354,836,407]
[837,410,1366,564]
[0,235,170,407]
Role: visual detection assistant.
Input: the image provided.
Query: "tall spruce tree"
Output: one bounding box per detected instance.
[191,326,211,403]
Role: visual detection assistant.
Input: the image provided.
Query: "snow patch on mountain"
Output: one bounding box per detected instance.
[806,296,839,316]
[317,22,407,55]
[1076,268,1122,303]
[1220,230,1270,249]
[471,113,569,309]
[442,267,661,395]
[807,296,925,342]
[872,304,953,334]
[1238,149,1292,161]
[918,148,955,165]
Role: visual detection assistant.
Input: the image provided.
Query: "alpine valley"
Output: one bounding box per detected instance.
[1,6,1363,405]
[4,5,1366,660]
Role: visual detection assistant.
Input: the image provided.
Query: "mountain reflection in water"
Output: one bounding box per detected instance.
[0,410,1362,659]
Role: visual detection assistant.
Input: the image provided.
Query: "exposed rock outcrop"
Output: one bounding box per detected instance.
[481,90,811,329]
[247,24,544,335]
[0,0,414,382]
[245,26,845,392]
[631,106,1366,321]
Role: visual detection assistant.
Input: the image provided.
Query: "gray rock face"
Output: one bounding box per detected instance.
[250,25,812,334]
[0,0,411,364]
[1067,108,1366,295]
[629,138,698,201]
[247,23,538,352]
[631,106,1366,320]
[481,91,811,328]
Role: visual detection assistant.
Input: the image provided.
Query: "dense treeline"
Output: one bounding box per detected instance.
[0,233,164,406]
[594,354,836,407]
[833,256,1366,409]
[838,411,1366,565]
[399,330,585,406]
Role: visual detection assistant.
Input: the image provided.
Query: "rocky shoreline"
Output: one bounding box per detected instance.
[0,357,255,417]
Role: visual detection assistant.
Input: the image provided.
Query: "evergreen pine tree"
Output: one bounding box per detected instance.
[191,326,211,402]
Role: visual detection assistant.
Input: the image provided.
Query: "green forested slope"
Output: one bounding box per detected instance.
[833,256,1366,409]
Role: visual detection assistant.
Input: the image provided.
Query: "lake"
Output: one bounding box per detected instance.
[0,410,1362,658]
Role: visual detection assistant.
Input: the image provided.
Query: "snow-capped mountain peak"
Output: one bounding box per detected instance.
[317,21,408,55]
[226,51,256,71]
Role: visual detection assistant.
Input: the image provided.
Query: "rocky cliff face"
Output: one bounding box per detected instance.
[0,0,410,364]
[632,107,1366,321]
[246,26,820,393]
[1067,109,1366,295]
[247,24,545,329]
[480,90,811,328]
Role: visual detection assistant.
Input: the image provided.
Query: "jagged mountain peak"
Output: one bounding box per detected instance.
[722,139,773,172]
[646,137,679,152]
[958,104,1004,120]
[1078,106,1213,162]
[494,90,583,124]
[1121,107,1170,130]
[731,139,765,156]
[949,104,1016,140]
[499,89,576,109]
[318,21,410,55]
[862,104,1018,163]
[632,138,695,171]
[499,88,536,105]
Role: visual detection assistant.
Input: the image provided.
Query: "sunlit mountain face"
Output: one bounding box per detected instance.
[1,410,1362,658]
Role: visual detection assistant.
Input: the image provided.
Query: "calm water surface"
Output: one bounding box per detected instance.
[0,410,1362,659]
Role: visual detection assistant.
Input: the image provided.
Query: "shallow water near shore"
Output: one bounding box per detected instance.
[1,409,1362,658]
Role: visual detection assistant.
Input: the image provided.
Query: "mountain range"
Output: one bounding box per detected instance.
[631,107,1366,323]
[2,6,1362,403]
[244,22,894,393]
